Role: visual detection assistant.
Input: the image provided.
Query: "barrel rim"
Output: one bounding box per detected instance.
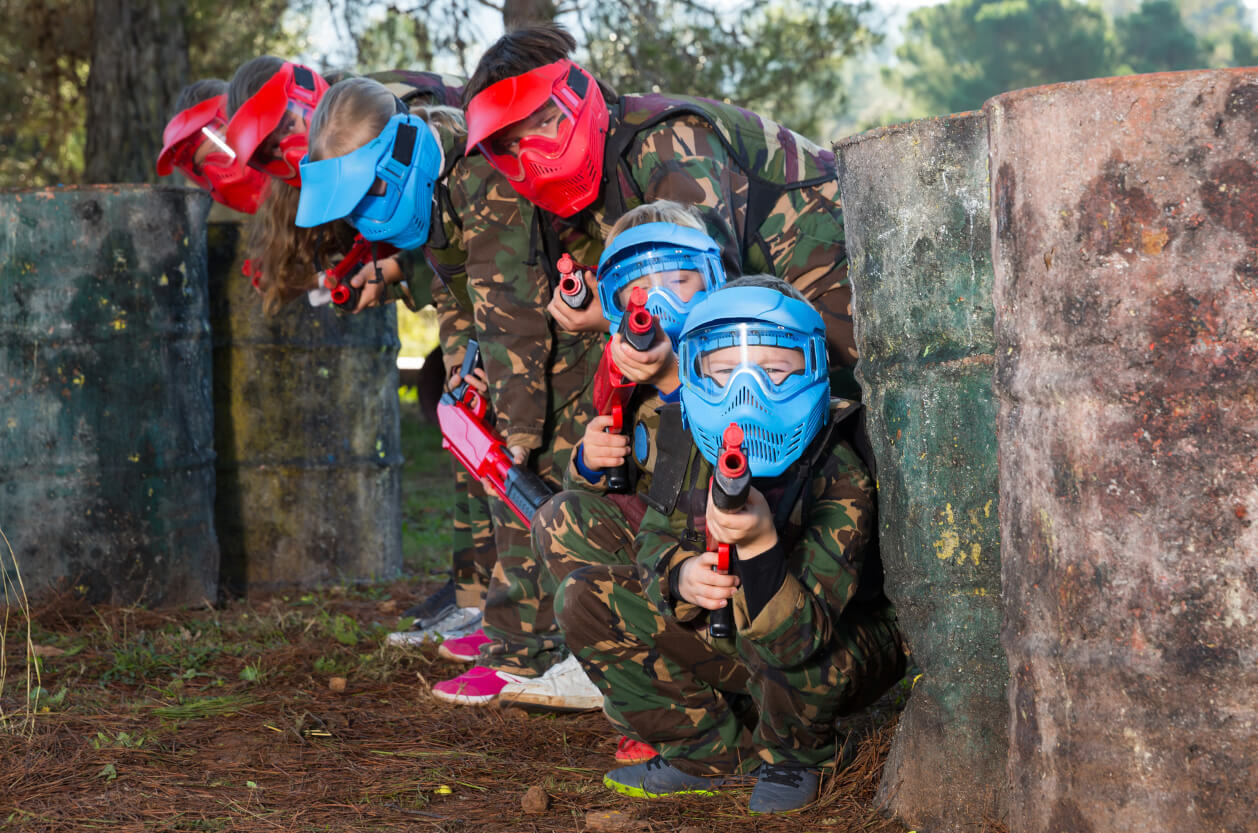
[834,110,984,153]
[982,66,1258,114]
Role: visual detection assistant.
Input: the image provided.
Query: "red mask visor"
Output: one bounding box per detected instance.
[224,63,328,188]
[465,59,608,217]
[156,94,267,214]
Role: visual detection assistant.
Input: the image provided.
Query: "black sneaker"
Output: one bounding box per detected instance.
[748,762,820,814]
[402,577,456,628]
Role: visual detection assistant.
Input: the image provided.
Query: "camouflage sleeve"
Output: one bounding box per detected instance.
[449,156,552,451]
[732,441,875,668]
[632,503,708,624]
[627,116,748,279]
[422,212,474,375]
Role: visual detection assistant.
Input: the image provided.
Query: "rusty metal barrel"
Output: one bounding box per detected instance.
[206,222,403,593]
[836,113,1007,831]
[989,69,1258,833]
[0,186,219,606]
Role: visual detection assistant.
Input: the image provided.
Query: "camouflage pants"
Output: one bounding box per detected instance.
[541,490,906,775]
[450,463,495,609]
[477,356,597,676]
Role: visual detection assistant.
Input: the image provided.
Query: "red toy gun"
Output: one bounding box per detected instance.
[437,340,554,527]
[556,253,594,310]
[320,236,400,309]
[619,285,656,352]
[590,286,659,492]
[707,423,751,640]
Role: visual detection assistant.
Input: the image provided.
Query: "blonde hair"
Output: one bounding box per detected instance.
[246,77,464,317]
[245,180,356,317]
[310,77,466,161]
[607,199,705,241]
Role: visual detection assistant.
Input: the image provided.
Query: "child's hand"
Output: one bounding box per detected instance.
[547,271,607,333]
[706,487,778,558]
[449,365,488,395]
[677,552,740,610]
[348,256,403,311]
[580,415,629,471]
[609,331,679,393]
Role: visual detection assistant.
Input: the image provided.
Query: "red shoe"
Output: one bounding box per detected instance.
[431,665,527,706]
[437,628,490,662]
[615,736,658,764]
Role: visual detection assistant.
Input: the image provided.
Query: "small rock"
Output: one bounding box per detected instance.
[31,644,66,657]
[584,809,647,832]
[501,706,529,720]
[377,599,398,614]
[521,785,550,813]
[328,677,347,693]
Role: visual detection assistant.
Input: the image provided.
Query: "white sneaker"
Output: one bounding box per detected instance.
[498,653,604,712]
[386,606,483,647]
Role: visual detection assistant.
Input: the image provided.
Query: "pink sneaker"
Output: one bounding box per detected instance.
[615,736,658,764]
[431,665,528,705]
[437,628,491,662]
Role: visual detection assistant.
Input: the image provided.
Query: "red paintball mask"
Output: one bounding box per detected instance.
[155,94,267,214]
[465,59,608,218]
[225,62,328,188]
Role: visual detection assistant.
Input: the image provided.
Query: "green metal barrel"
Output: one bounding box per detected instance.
[0,186,219,606]
[206,222,402,593]
[836,113,1007,831]
[989,69,1258,833]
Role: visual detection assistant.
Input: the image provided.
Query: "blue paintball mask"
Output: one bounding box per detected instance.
[678,286,830,477]
[296,112,443,250]
[596,222,726,347]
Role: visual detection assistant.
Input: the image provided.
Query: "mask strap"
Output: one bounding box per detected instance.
[369,242,384,285]
[313,228,330,273]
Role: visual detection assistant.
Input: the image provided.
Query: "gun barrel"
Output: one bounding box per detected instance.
[619,286,657,352]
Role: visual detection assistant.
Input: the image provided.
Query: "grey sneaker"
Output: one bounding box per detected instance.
[748,763,820,814]
[497,653,603,712]
[402,578,457,628]
[385,606,482,647]
[603,755,746,799]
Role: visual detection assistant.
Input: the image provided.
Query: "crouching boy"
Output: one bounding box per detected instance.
[545,277,905,813]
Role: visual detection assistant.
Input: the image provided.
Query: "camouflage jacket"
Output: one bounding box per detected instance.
[536,93,857,369]
[633,399,876,668]
[436,147,601,449]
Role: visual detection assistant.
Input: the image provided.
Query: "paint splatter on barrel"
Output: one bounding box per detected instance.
[836,113,1007,831]
[0,186,219,605]
[988,69,1258,833]
[206,222,403,593]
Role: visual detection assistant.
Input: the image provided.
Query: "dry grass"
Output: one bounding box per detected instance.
[1,586,916,833]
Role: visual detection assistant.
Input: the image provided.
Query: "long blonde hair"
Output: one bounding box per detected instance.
[245,181,355,317]
[245,78,465,317]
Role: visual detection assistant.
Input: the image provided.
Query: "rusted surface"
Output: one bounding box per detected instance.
[0,185,219,605]
[206,223,403,593]
[988,69,1258,833]
[836,112,1007,832]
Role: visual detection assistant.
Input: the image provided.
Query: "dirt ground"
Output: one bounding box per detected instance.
[1,585,917,833]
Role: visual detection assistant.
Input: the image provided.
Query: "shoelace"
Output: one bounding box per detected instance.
[758,764,806,787]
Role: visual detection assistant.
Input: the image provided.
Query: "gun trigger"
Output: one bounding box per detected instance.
[716,543,730,574]
[609,405,623,433]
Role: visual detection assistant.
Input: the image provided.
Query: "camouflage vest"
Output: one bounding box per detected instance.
[603,93,838,252]
[366,70,464,108]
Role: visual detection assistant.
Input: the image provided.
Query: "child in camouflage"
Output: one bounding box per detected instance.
[519,202,726,731]
[298,75,604,709]
[540,277,906,813]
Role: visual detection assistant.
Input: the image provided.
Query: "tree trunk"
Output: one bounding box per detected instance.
[84,0,188,184]
[503,0,557,30]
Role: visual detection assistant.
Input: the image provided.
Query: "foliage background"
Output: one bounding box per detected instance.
[0,0,1253,188]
